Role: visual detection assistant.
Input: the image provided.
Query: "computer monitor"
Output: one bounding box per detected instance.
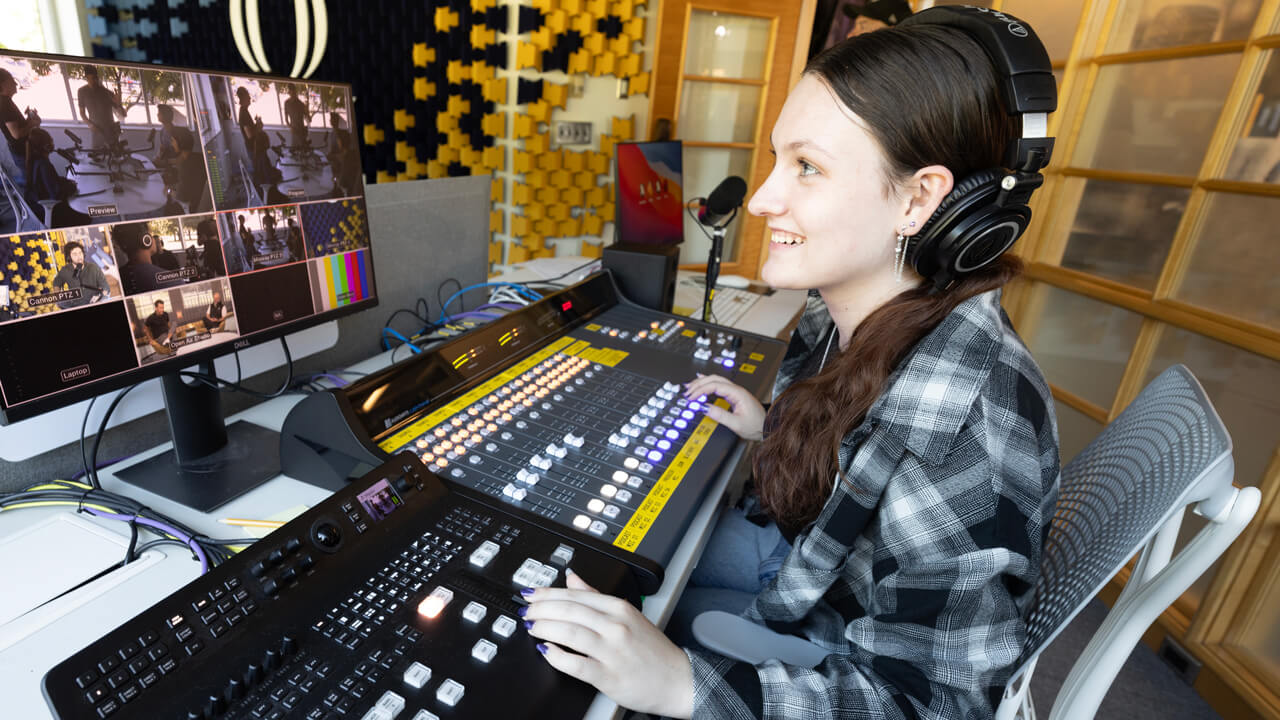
[0,50,376,510]
[614,140,684,246]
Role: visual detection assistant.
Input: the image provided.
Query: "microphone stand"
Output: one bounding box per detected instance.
[701,208,737,323]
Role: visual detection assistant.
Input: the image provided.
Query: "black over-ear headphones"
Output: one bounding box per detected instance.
[896,6,1057,290]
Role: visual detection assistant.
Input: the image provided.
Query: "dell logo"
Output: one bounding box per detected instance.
[229,0,330,78]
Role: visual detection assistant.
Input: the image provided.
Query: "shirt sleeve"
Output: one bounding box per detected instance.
[685,443,1044,719]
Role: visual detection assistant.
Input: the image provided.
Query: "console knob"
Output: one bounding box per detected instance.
[298,554,316,572]
[244,663,262,686]
[281,636,298,656]
[730,335,742,350]
[263,648,281,671]
[284,537,302,554]
[267,549,285,566]
[205,693,226,717]
[393,475,410,493]
[313,522,342,549]
[249,561,267,578]
[225,678,245,702]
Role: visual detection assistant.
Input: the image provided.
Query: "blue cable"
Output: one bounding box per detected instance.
[437,282,542,323]
[381,326,421,353]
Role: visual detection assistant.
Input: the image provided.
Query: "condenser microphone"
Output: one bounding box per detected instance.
[697,176,747,228]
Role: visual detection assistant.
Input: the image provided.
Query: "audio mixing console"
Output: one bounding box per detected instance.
[43,453,642,720]
[281,272,787,594]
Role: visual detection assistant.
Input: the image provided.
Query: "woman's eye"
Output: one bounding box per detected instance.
[798,159,818,176]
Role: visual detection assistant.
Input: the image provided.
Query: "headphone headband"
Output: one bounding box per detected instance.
[899,6,1057,172]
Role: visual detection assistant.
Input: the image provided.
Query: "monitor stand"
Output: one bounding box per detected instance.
[116,362,280,512]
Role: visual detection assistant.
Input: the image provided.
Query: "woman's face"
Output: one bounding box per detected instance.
[748,75,903,296]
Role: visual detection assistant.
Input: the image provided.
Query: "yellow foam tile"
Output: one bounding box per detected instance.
[573,170,595,189]
[524,203,548,220]
[482,146,505,171]
[447,60,472,85]
[511,214,533,236]
[448,130,469,149]
[583,33,605,55]
[516,42,541,70]
[488,240,504,263]
[599,134,617,157]
[395,141,413,163]
[560,186,585,206]
[587,152,609,175]
[513,183,535,204]
[560,0,585,12]
[563,151,586,172]
[470,25,495,49]
[393,109,416,132]
[414,77,437,100]
[536,185,560,204]
[513,114,537,139]
[376,170,396,184]
[406,158,429,178]
[491,178,504,203]
[558,217,583,237]
[536,150,564,171]
[513,151,535,174]
[525,132,551,154]
[593,52,616,76]
[617,53,641,77]
[545,10,568,33]
[570,12,593,34]
[583,214,604,237]
[609,36,631,56]
[534,218,559,236]
[438,145,460,165]
[482,77,507,104]
[434,7,459,31]
[623,17,644,40]
[460,147,484,167]
[524,235,547,251]
[447,96,471,116]
[471,63,495,84]
[489,209,504,233]
[610,0,633,20]
[412,43,436,67]
[482,113,505,137]
[599,202,615,222]
[436,113,458,134]
[629,71,650,95]
[427,160,449,178]
[527,100,551,123]
[611,115,634,140]
[549,169,571,188]
[363,124,385,145]
[507,243,530,264]
[471,0,496,11]
[532,247,555,259]
[544,82,569,109]
[586,0,608,16]
[525,169,548,187]
[530,0,553,11]
[588,184,609,207]
[568,49,591,74]
[530,27,554,50]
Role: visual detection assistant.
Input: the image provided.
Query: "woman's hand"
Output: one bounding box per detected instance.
[523,570,694,719]
[684,373,767,441]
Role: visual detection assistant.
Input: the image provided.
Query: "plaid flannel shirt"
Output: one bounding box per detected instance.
[686,288,1060,720]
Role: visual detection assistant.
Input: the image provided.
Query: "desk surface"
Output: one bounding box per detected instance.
[0,269,803,719]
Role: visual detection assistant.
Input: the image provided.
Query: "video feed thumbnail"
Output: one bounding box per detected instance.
[228,262,315,335]
[216,205,305,274]
[201,75,359,211]
[109,218,221,294]
[0,57,212,227]
[616,141,684,247]
[0,300,139,407]
[0,227,123,322]
[124,277,237,365]
[309,248,372,311]
[299,198,369,259]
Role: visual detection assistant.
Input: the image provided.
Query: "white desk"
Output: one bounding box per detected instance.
[0,273,803,719]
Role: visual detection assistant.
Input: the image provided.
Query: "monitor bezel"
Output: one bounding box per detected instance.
[0,47,378,425]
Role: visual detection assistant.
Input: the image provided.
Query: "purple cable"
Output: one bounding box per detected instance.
[474,303,522,312]
[443,311,501,323]
[84,507,210,573]
[312,373,349,387]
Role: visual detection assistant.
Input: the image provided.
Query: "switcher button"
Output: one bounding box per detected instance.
[492,616,517,638]
[588,521,608,536]
[417,587,453,619]
[436,679,465,707]
[410,711,440,720]
[375,690,406,717]
[611,470,628,484]
[550,544,574,566]
[572,514,591,530]
[471,639,498,664]
[402,662,432,689]
[461,602,487,624]
[587,498,605,513]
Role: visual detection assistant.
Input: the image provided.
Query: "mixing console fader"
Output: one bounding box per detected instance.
[282,272,788,594]
[43,453,641,720]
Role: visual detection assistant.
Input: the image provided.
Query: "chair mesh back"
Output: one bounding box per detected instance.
[1020,365,1231,663]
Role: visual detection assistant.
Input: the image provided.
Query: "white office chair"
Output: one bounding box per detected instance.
[692,364,1260,719]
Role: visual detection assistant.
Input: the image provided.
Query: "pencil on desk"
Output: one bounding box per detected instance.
[219,517,287,529]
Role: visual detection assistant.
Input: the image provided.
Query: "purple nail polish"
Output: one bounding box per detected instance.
[517,605,527,616]
[536,643,548,655]
[520,587,535,597]
[524,620,534,630]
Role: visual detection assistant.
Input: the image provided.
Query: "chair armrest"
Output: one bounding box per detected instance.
[691,610,829,667]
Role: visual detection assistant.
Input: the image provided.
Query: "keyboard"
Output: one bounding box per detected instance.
[672,277,762,327]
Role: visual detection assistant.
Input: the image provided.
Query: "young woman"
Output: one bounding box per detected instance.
[523,12,1061,720]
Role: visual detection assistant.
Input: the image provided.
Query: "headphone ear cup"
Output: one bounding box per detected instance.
[141,233,154,249]
[909,169,1025,283]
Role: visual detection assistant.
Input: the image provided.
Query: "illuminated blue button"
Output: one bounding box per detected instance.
[681,410,695,420]
[657,440,672,450]
[647,450,663,462]
[674,419,688,430]
[722,360,735,368]
[688,402,702,411]
[664,429,678,440]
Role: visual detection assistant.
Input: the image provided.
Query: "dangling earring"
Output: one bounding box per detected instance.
[894,221,916,283]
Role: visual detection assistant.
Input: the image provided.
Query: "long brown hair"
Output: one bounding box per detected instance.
[752,25,1025,536]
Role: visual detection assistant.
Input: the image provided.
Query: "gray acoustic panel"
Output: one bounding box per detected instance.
[332,175,492,365]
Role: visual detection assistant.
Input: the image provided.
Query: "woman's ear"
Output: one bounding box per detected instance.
[902,165,955,230]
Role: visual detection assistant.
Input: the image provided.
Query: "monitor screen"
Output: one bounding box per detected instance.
[614,140,684,247]
[0,51,376,424]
